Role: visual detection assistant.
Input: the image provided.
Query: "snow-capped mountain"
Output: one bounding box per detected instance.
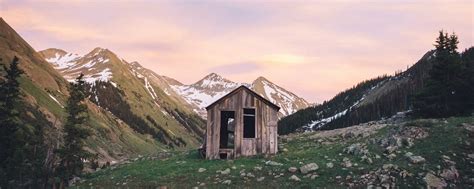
[40,48,310,120]
[40,47,206,148]
[40,47,115,84]
[169,73,310,118]
[252,76,310,117]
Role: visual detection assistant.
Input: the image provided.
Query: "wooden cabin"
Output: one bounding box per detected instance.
[204,85,280,159]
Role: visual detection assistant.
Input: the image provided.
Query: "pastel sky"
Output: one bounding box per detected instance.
[1,0,472,103]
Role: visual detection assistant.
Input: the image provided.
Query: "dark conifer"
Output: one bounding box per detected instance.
[56,73,92,188]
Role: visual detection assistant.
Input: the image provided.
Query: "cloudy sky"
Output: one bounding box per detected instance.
[1,0,472,102]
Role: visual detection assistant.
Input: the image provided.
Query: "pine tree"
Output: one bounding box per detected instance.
[56,73,91,188]
[413,31,467,117]
[0,56,25,187]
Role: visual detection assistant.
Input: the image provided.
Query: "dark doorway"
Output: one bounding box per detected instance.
[220,111,235,149]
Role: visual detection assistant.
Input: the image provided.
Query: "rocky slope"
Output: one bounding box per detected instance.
[77,116,474,188]
[169,73,310,118]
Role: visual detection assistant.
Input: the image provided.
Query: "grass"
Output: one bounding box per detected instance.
[74,116,474,188]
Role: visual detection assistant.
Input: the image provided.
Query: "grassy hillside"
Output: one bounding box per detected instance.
[75,116,474,188]
[0,17,165,163]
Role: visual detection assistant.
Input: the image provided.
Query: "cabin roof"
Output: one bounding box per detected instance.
[205,85,281,111]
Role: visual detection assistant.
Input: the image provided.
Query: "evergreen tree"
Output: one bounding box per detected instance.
[413,31,467,117]
[56,73,92,188]
[0,56,24,187]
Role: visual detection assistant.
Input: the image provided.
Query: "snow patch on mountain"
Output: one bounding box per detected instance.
[45,52,81,69]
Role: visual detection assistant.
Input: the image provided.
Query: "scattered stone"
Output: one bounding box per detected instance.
[468,154,474,159]
[326,162,334,168]
[254,166,262,171]
[385,146,398,154]
[408,156,426,164]
[335,176,342,179]
[246,172,255,178]
[221,168,231,175]
[387,153,397,160]
[222,180,231,185]
[383,164,398,171]
[265,161,283,166]
[440,166,459,181]
[288,167,298,173]
[289,175,301,182]
[344,143,368,156]
[198,168,206,173]
[231,166,237,170]
[424,173,447,189]
[311,174,319,180]
[282,148,289,152]
[342,159,352,168]
[257,177,265,182]
[300,163,319,174]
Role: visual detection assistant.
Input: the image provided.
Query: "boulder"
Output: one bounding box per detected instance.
[265,160,283,166]
[221,168,231,175]
[300,163,319,174]
[288,167,298,173]
[198,168,206,173]
[408,156,426,164]
[222,180,231,185]
[441,166,459,181]
[289,175,301,182]
[424,173,447,189]
[326,162,334,168]
[257,177,265,182]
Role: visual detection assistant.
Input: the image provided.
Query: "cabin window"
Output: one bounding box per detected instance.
[243,108,256,138]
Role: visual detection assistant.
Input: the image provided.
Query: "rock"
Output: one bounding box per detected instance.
[265,160,283,166]
[289,175,301,182]
[335,175,342,179]
[344,143,367,156]
[441,166,459,181]
[254,166,262,171]
[424,173,447,189]
[300,163,319,174]
[222,180,231,185]
[282,148,289,152]
[387,153,397,160]
[383,164,398,171]
[221,168,231,175]
[342,160,352,168]
[326,162,334,168]
[385,146,398,154]
[468,154,474,159]
[311,174,318,180]
[198,168,206,173]
[231,166,237,170]
[408,156,426,164]
[246,172,255,178]
[257,177,265,182]
[288,167,298,173]
[404,152,413,157]
[399,170,412,178]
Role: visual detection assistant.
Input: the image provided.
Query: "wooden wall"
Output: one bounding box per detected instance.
[206,88,279,159]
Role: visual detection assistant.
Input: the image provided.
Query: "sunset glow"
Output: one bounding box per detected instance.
[1,0,472,102]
